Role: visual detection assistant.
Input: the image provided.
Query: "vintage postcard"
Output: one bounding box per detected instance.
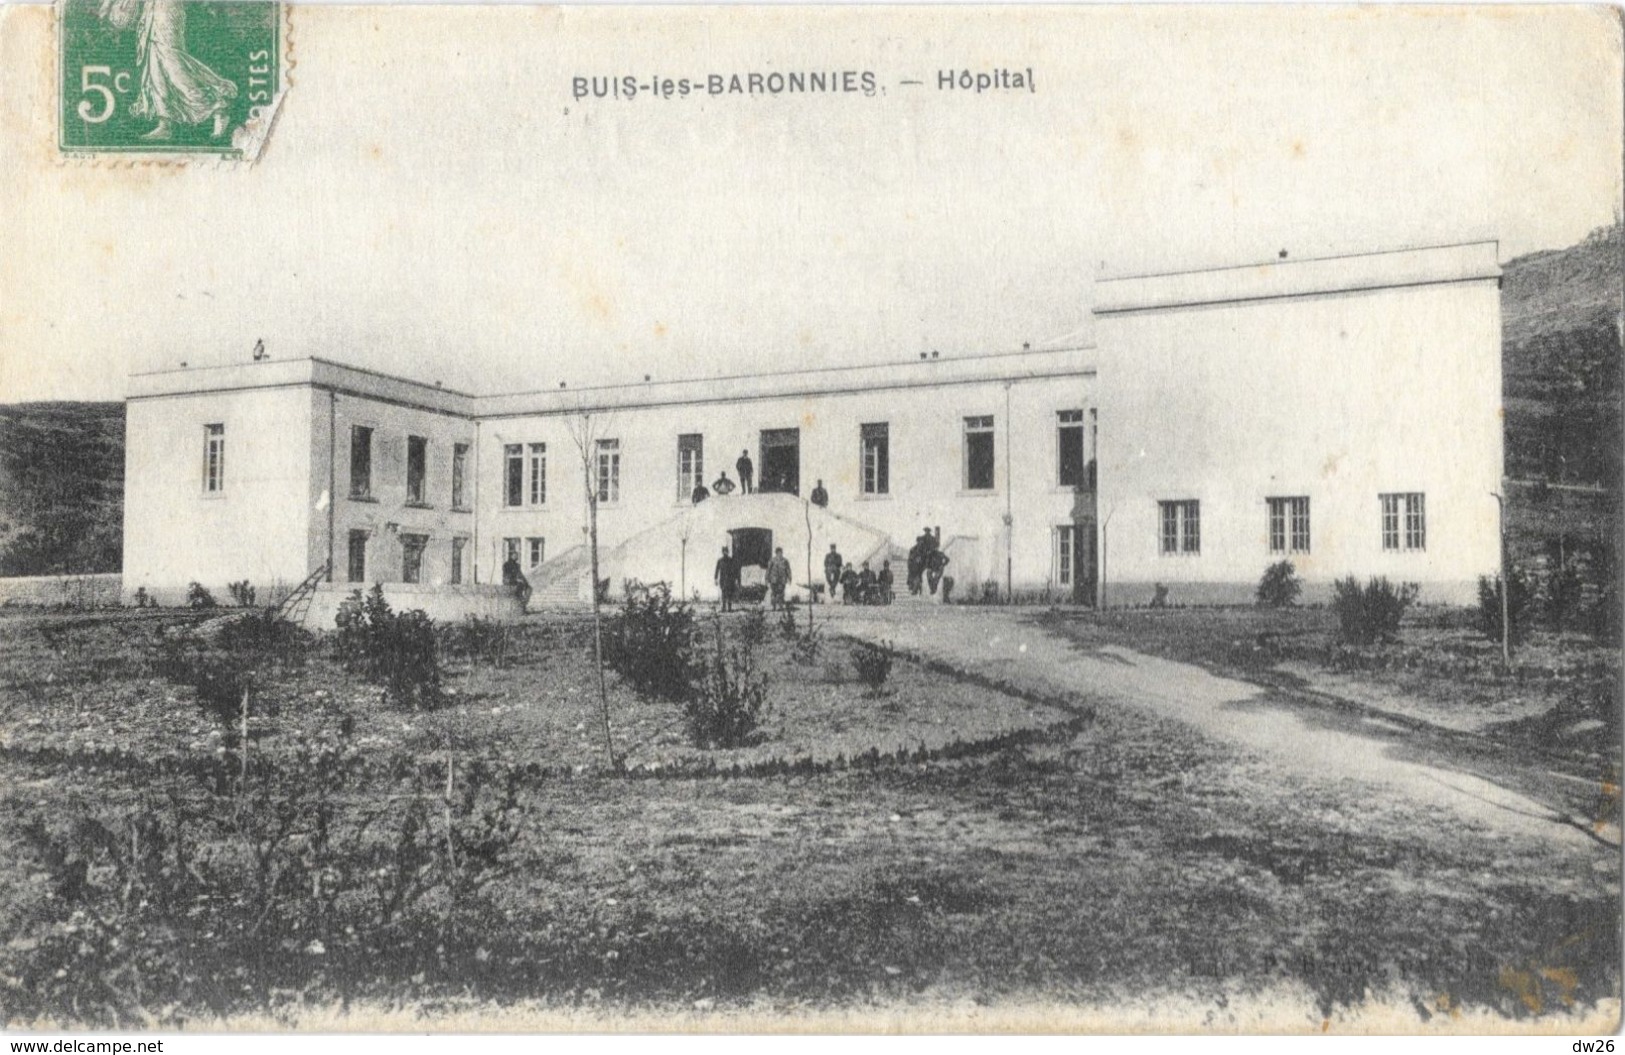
[0,0,1620,1039]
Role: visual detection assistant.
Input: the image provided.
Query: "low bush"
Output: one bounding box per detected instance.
[685,613,767,748]
[334,585,442,708]
[791,623,823,666]
[442,615,512,669]
[1256,561,1302,608]
[850,640,895,693]
[1477,567,1535,646]
[778,605,801,641]
[216,608,312,658]
[603,580,698,702]
[739,607,768,647]
[1330,576,1418,645]
[186,581,217,609]
[227,579,257,607]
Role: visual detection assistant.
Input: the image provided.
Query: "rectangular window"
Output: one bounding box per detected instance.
[400,533,428,584]
[346,529,367,583]
[202,423,225,493]
[504,444,523,507]
[1381,492,1426,551]
[528,443,547,505]
[527,536,545,569]
[861,422,889,495]
[1057,525,1076,586]
[1057,410,1086,488]
[450,537,466,585]
[678,434,704,499]
[1267,496,1311,554]
[451,443,469,509]
[596,438,620,503]
[1159,500,1201,555]
[349,426,373,499]
[964,416,995,491]
[406,435,428,504]
[503,537,520,565]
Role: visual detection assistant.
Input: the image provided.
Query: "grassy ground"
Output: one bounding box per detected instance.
[0,605,1617,1029]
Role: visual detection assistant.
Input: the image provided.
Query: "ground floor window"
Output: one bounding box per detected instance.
[527,536,545,569]
[450,537,466,585]
[1380,492,1426,551]
[1159,500,1200,555]
[401,533,428,584]
[1057,525,1077,585]
[346,529,367,583]
[1267,496,1311,554]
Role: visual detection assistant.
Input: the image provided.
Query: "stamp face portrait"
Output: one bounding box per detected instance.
[58,0,281,157]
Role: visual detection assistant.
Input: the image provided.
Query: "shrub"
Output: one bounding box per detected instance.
[186,581,217,609]
[603,580,698,702]
[333,585,441,708]
[1256,561,1302,608]
[1478,568,1535,646]
[791,623,823,666]
[941,575,955,604]
[685,612,767,748]
[1330,576,1418,645]
[153,642,252,735]
[227,579,257,607]
[443,615,511,670]
[850,640,895,693]
[778,605,800,641]
[739,607,768,647]
[216,608,312,658]
[132,586,153,609]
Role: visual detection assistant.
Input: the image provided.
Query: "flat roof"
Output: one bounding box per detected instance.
[125,345,1097,418]
[1092,240,1502,315]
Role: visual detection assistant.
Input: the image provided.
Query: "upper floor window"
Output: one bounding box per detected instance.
[596,438,621,503]
[1381,493,1426,551]
[451,443,469,509]
[349,426,373,499]
[1057,409,1086,488]
[1159,499,1200,555]
[528,443,547,505]
[964,416,995,491]
[202,423,225,493]
[861,423,889,495]
[1268,496,1311,554]
[406,435,428,504]
[504,444,523,507]
[678,434,704,500]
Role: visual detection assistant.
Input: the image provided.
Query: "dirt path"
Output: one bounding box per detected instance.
[828,605,1612,854]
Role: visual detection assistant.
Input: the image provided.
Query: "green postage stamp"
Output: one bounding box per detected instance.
[58,0,284,159]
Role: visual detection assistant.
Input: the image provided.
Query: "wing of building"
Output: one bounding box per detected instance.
[121,240,1504,620]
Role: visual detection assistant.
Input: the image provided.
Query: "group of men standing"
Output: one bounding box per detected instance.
[691,449,759,504]
[907,527,951,597]
[714,543,793,612]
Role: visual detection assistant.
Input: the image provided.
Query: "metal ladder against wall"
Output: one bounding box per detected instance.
[274,561,331,625]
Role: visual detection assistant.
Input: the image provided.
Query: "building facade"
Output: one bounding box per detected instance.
[121,241,1504,615]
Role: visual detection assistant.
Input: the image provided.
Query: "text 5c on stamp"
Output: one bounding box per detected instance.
[59,0,283,160]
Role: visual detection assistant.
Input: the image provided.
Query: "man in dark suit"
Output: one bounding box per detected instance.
[737,450,754,494]
[714,546,740,612]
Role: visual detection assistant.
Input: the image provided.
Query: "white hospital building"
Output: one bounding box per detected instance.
[122,241,1505,620]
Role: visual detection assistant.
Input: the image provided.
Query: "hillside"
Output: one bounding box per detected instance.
[1501,222,1622,488]
[0,402,124,576]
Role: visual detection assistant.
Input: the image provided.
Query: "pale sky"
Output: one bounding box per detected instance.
[1,3,1620,401]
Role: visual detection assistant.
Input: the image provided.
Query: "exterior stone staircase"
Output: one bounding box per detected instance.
[526,544,592,607]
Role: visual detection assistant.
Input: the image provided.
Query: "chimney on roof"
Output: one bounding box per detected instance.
[559,381,567,388]
[1279,249,1289,259]
[1023,342,1031,351]
[919,352,927,361]
[931,350,939,360]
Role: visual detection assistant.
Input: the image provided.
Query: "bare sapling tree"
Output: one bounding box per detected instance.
[566,408,623,772]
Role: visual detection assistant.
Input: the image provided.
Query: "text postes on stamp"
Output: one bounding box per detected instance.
[58,0,282,160]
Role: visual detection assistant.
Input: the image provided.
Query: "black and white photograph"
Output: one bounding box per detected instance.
[0,1,1620,1036]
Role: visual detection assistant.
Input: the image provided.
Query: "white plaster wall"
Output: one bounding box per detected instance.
[1096,279,1503,605]
[123,388,316,603]
[323,392,477,590]
[476,372,1096,594]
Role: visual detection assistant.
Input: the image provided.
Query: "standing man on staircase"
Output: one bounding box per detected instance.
[715,546,741,612]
